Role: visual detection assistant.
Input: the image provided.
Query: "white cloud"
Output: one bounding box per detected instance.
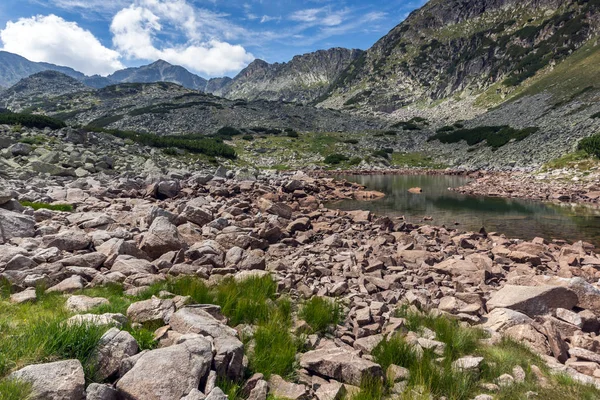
[289,7,348,27]
[0,14,123,75]
[110,0,255,76]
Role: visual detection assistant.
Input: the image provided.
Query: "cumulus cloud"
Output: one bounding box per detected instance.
[0,14,123,76]
[110,0,255,76]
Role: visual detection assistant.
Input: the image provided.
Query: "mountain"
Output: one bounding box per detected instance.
[209,48,363,103]
[106,60,208,91]
[0,52,209,91]
[0,74,384,135]
[0,71,89,112]
[0,51,85,87]
[318,0,600,113]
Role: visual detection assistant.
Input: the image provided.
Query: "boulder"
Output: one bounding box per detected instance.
[10,287,37,304]
[268,375,309,400]
[86,383,118,400]
[481,308,533,332]
[42,231,91,252]
[126,297,175,324]
[169,307,238,338]
[46,275,85,293]
[116,337,213,400]
[96,239,150,267]
[140,217,187,260]
[0,208,36,242]
[9,360,85,400]
[299,347,383,386]
[66,295,109,312]
[95,328,139,381]
[487,285,578,317]
[213,335,245,380]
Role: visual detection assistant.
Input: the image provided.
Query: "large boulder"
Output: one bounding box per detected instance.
[487,285,578,317]
[126,297,175,324]
[213,336,245,380]
[9,359,85,400]
[116,337,213,400]
[66,295,109,312]
[169,307,237,338]
[140,217,187,259]
[95,328,139,381]
[299,347,383,386]
[42,230,91,251]
[0,209,36,243]
[96,239,150,267]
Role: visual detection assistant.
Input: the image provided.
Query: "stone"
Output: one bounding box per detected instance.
[0,208,36,242]
[0,188,13,204]
[66,313,127,328]
[556,308,583,328]
[247,380,268,400]
[116,337,213,400]
[205,387,227,400]
[96,239,149,267]
[181,205,213,226]
[66,295,109,312]
[169,307,238,338]
[61,253,107,269]
[140,217,187,260]
[570,347,600,364]
[314,381,347,400]
[287,217,311,234]
[213,335,245,380]
[9,359,85,400]
[487,285,578,317]
[4,254,37,270]
[268,374,309,400]
[85,383,118,400]
[386,365,410,382]
[353,334,383,354]
[181,389,207,400]
[503,324,550,355]
[481,308,533,332]
[258,199,293,220]
[452,356,484,371]
[496,373,514,387]
[46,275,85,293]
[10,287,37,304]
[126,297,175,324]
[95,328,139,381]
[543,320,569,363]
[299,347,383,386]
[42,231,91,251]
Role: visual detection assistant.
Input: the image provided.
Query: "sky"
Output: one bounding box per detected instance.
[0,0,427,78]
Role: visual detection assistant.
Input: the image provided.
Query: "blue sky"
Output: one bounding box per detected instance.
[0,0,427,78]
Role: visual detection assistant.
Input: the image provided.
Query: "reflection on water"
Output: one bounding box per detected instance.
[329,174,600,246]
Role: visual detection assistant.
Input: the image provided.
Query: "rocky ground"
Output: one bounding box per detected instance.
[2,158,600,399]
[452,170,600,205]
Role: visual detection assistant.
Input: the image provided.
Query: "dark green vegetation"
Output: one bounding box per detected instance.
[428,125,539,149]
[84,127,237,159]
[324,153,350,165]
[578,133,600,158]
[0,111,66,130]
[298,297,342,334]
[19,201,74,212]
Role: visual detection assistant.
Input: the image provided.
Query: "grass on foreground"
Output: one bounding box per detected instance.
[0,275,301,398]
[350,309,600,400]
[299,296,343,334]
[0,379,32,400]
[19,201,74,212]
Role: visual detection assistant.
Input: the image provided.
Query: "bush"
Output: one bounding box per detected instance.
[217,126,242,137]
[242,135,254,141]
[372,150,390,159]
[344,139,359,144]
[84,127,237,159]
[0,111,66,130]
[578,133,600,158]
[285,129,299,138]
[299,297,342,334]
[349,157,362,166]
[428,125,538,149]
[324,154,349,165]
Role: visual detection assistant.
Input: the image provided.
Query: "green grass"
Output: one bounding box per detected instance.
[19,202,74,212]
[217,378,243,400]
[250,316,300,379]
[0,379,32,400]
[541,150,597,171]
[298,297,342,334]
[350,376,385,400]
[215,277,279,326]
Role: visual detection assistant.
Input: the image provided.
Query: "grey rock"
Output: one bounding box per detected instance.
[66,295,109,312]
[116,337,213,400]
[487,285,578,317]
[9,359,85,400]
[86,383,118,400]
[126,297,175,324]
[140,217,187,260]
[299,347,383,386]
[169,307,238,338]
[95,328,139,381]
[0,208,36,242]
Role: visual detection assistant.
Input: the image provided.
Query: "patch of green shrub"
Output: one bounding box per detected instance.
[324,154,349,165]
[349,157,362,166]
[84,127,237,159]
[285,129,299,138]
[428,126,539,149]
[0,111,66,130]
[344,139,360,144]
[578,133,600,158]
[372,150,390,159]
[217,126,242,137]
[242,134,254,141]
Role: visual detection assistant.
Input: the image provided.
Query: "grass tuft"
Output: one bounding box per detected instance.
[19,202,74,212]
[299,297,342,334]
[0,378,32,400]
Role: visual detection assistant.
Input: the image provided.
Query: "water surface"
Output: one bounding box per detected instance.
[329,174,600,246]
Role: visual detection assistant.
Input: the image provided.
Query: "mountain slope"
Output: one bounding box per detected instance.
[319,0,600,113]
[210,48,363,103]
[0,71,90,112]
[0,51,85,87]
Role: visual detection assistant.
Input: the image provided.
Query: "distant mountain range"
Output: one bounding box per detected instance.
[0,49,360,104]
